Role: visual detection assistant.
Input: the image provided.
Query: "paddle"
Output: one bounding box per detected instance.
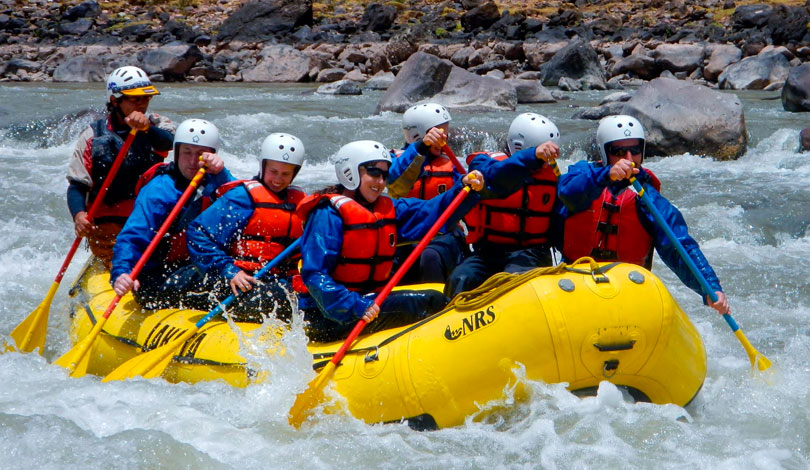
[54,165,208,378]
[629,173,772,372]
[288,185,474,428]
[442,144,466,175]
[102,238,302,382]
[5,129,139,355]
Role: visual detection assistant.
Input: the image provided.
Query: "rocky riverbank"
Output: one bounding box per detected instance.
[4,0,810,158]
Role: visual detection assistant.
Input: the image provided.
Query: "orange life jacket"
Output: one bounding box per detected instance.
[392,148,456,199]
[464,151,558,247]
[219,180,305,273]
[562,169,662,269]
[297,193,398,293]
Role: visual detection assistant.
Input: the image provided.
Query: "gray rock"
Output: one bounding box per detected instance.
[316,68,347,83]
[506,79,556,103]
[365,71,395,90]
[599,91,632,105]
[800,128,810,151]
[558,76,582,91]
[781,63,810,112]
[56,18,93,36]
[623,77,747,160]
[139,43,204,81]
[611,53,659,80]
[316,79,362,95]
[718,49,789,90]
[52,55,104,82]
[376,52,453,113]
[523,39,568,70]
[430,66,517,112]
[572,102,626,120]
[63,1,100,21]
[3,58,39,75]
[242,45,310,82]
[652,43,705,74]
[218,0,312,41]
[540,39,606,89]
[704,44,742,82]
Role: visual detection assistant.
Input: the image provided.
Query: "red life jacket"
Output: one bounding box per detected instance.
[562,169,662,269]
[297,193,398,293]
[392,148,456,199]
[464,151,558,247]
[219,180,305,273]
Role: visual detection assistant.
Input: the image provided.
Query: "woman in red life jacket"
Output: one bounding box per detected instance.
[66,66,174,263]
[557,115,730,314]
[296,140,484,342]
[445,113,561,298]
[386,103,469,284]
[186,133,307,322]
[111,119,234,310]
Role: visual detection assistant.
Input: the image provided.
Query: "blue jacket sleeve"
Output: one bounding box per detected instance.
[387,141,463,198]
[146,126,174,152]
[387,142,426,198]
[469,147,544,197]
[187,185,253,281]
[300,204,374,325]
[557,160,612,214]
[110,176,176,282]
[638,186,724,300]
[393,180,480,243]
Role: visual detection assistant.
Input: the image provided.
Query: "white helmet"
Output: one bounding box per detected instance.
[507,113,560,155]
[334,140,391,190]
[173,119,220,153]
[106,66,159,98]
[596,115,646,165]
[402,103,451,143]
[261,133,305,166]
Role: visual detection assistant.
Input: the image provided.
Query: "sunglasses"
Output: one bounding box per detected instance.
[363,166,389,180]
[607,144,643,157]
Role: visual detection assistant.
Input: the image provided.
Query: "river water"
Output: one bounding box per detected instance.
[0,82,808,469]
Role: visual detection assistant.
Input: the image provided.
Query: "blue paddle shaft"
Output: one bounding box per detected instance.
[194,238,301,328]
[629,177,738,332]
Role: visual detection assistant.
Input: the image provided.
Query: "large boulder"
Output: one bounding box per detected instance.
[506,79,556,103]
[622,77,747,160]
[430,67,517,112]
[651,44,705,74]
[375,52,453,113]
[782,63,810,112]
[703,44,742,82]
[376,52,516,113]
[217,0,312,41]
[360,3,397,32]
[540,38,606,89]
[718,49,789,90]
[52,56,105,82]
[241,45,310,82]
[611,53,660,80]
[139,43,204,81]
[460,0,500,31]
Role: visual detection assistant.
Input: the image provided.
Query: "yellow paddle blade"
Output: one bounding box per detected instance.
[288,361,337,428]
[6,281,58,354]
[103,328,197,382]
[734,329,772,372]
[54,317,108,377]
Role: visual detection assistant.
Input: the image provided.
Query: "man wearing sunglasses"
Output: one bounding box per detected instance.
[557,115,729,315]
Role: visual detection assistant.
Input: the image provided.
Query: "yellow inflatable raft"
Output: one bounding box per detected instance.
[67,257,706,429]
